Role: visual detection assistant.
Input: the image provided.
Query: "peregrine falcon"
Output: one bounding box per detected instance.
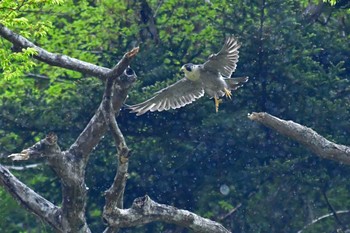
[128,36,248,116]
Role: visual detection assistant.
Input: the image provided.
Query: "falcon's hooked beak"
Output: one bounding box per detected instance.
[180,65,185,72]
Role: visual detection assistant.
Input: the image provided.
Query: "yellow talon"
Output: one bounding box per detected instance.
[224,88,232,99]
[214,97,222,113]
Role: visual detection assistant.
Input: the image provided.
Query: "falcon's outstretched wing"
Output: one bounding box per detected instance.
[127,78,204,116]
[203,36,240,77]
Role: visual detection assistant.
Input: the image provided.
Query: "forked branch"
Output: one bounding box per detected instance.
[103,195,231,233]
[1,24,139,233]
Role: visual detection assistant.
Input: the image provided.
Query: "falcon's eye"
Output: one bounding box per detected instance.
[185,65,192,72]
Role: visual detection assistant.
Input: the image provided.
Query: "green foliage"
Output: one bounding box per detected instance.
[0,0,63,79]
[0,48,37,79]
[325,0,337,6]
[1,0,350,232]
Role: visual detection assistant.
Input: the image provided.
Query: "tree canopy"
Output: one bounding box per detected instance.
[0,0,349,232]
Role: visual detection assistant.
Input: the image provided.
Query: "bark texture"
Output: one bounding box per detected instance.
[248,112,350,165]
[103,195,231,233]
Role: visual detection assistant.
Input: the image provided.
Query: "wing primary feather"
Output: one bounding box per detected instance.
[150,101,162,112]
[158,99,167,111]
[203,36,241,77]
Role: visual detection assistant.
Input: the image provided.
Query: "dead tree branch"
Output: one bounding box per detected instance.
[67,48,138,164]
[248,112,350,165]
[103,195,231,233]
[297,210,350,233]
[102,67,136,233]
[7,132,92,232]
[4,163,42,170]
[0,164,62,232]
[0,23,139,82]
[0,23,110,78]
[0,24,110,77]
[321,189,346,231]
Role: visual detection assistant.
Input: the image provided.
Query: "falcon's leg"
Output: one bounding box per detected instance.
[214,96,222,113]
[224,88,232,99]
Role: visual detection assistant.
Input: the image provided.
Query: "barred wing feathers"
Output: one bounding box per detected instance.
[128,78,204,116]
[203,36,240,77]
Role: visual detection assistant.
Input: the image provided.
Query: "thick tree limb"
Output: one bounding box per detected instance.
[0,23,109,78]
[7,133,91,233]
[0,164,62,232]
[248,112,350,165]
[101,68,136,233]
[0,24,139,81]
[8,132,61,161]
[67,50,138,163]
[103,195,231,233]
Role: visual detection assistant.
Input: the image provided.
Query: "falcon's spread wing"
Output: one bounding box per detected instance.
[203,36,240,77]
[127,78,204,116]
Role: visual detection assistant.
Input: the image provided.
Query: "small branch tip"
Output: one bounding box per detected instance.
[126,47,140,58]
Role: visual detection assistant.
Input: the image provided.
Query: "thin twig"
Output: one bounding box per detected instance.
[5,163,42,170]
[297,210,350,233]
[322,189,345,231]
[219,203,242,221]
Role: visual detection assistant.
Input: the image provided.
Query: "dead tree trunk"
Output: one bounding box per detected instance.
[0,24,231,233]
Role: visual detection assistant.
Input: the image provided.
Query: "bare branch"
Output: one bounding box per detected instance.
[0,164,63,232]
[103,195,231,233]
[108,47,139,79]
[60,58,136,233]
[8,133,61,161]
[101,68,137,233]
[219,203,242,221]
[297,210,350,233]
[27,73,72,82]
[68,66,137,163]
[5,163,42,170]
[322,189,346,231]
[0,23,110,78]
[248,112,350,165]
[7,133,91,232]
[103,68,136,205]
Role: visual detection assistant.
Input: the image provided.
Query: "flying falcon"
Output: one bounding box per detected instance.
[128,36,248,116]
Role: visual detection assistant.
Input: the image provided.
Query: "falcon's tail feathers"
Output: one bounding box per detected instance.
[225,76,249,90]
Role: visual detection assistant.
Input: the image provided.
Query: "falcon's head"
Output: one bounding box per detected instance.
[181,63,200,81]
[181,63,194,72]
